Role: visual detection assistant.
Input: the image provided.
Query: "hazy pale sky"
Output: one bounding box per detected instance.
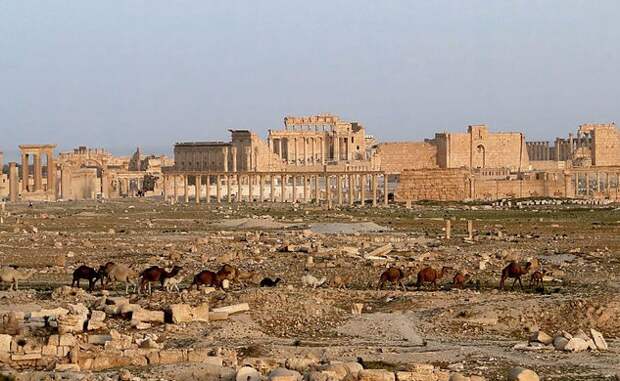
[1,1,619,160]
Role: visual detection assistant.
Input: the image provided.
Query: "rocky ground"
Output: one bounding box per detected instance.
[0,199,619,380]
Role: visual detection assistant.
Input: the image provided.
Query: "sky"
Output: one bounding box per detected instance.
[1,1,619,161]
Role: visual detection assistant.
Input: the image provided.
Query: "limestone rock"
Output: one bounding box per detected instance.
[529,330,553,345]
[132,309,165,323]
[507,367,539,381]
[564,337,590,352]
[590,328,608,351]
[0,334,12,353]
[237,366,261,381]
[269,367,303,381]
[343,362,364,377]
[358,369,396,381]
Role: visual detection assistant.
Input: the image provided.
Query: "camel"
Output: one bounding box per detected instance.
[0,267,35,291]
[499,261,532,290]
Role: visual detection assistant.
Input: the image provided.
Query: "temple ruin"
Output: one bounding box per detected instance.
[3,115,620,204]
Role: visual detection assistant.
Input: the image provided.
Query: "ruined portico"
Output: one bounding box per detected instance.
[161,169,389,207]
[18,144,57,200]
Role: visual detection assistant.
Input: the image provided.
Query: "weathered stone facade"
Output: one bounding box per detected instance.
[376,124,529,174]
[174,114,373,174]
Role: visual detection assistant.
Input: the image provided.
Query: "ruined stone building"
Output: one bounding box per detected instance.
[173,114,373,174]
[394,123,620,202]
[56,146,172,200]
[166,114,387,206]
[374,124,528,174]
[2,145,171,202]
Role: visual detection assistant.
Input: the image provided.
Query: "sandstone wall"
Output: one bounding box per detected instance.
[395,169,471,201]
[375,142,438,174]
[435,126,528,171]
[592,126,620,166]
[396,169,581,202]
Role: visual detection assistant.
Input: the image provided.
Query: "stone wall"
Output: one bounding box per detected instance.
[374,142,438,174]
[395,169,595,202]
[395,169,471,201]
[592,125,620,166]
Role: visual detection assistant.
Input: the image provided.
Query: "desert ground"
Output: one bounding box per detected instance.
[0,199,619,381]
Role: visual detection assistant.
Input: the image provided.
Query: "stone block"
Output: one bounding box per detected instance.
[87,334,112,345]
[358,369,396,381]
[396,371,435,381]
[590,328,608,351]
[55,363,81,372]
[59,334,76,347]
[42,344,58,356]
[170,304,193,324]
[159,349,186,365]
[132,309,165,323]
[0,334,12,353]
[90,310,106,322]
[11,353,42,361]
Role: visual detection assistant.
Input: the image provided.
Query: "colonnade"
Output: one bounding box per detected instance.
[162,171,389,206]
[574,171,620,197]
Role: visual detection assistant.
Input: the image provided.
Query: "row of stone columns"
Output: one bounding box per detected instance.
[576,172,620,196]
[19,149,56,194]
[270,136,327,165]
[163,173,389,206]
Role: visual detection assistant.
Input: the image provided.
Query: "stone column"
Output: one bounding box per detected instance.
[227,175,232,203]
[383,174,389,206]
[259,175,264,202]
[314,175,320,203]
[303,176,308,202]
[237,174,242,202]
[372,174,378,207]
[173,176,178,203]
[445,220,452,239]
[9,162,18,202]
[205,175,211,203]
[320,138,325,165]
[326,175,332,209]
[585,173,590,196]
[248,174,254,202]
[278,139,283,160]
[163,175,168,201]
[337,175,343,205]
[231,147,238,172]
[21,153,29,192]
[294,138,298,165]
[47,152,56,197]
[348,174,354,206]
[195,175,201,204]
[596,173,601,193]
[361,174,366,206]
[292,176,297,203]
[312,138,317,164]
[270,175,275,202]
[281,175,286,203]
[183,176,189,203]
[33,153,42,191]
[334,136,340,162]
[216,175,222,203]
[223,147,229,172]
[467,220,474,240]
[606,173,611,196]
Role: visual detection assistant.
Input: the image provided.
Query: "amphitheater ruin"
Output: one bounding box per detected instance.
[2,114,620,204]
